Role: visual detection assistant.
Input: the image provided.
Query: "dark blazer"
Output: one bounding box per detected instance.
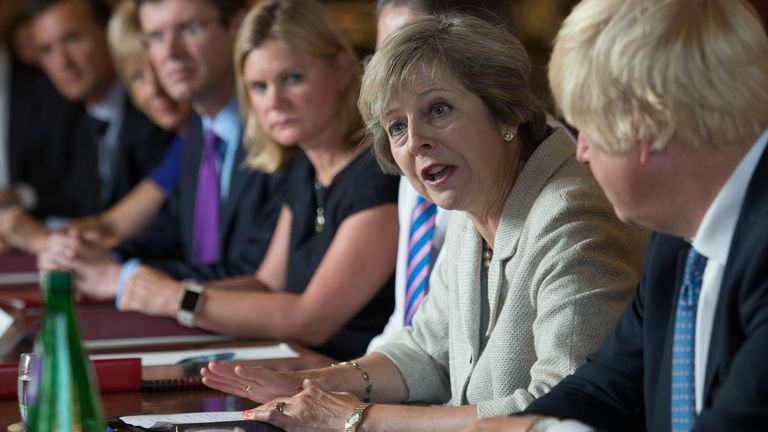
[525,144,768,431]
[115,114,286,280]
[7,57,81,217]
[63,93,175,217]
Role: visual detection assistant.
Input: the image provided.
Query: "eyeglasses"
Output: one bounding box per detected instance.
[143,17,218,52]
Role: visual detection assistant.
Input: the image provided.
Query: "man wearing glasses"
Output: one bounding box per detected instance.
[40,0,285,312]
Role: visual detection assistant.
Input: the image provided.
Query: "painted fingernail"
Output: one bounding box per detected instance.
[242,409,253,418]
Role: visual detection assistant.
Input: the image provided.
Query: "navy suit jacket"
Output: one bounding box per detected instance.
[115,114,286,280]
[525,143,768,431]
[7,58,81,217]
[63,96,175,216]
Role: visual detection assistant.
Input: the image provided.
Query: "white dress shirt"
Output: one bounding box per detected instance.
[87,82,125,203]
[692,127,768,412]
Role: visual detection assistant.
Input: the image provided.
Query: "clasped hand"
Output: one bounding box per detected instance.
[202,362,361,432]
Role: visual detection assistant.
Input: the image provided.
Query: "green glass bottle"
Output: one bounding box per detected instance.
[26,271,105,431]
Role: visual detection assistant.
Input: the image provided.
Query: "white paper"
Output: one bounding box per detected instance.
[0,307,12,335]
[84,333,232,350]
[0,271,38,285]
[90,343,299,366]
[120,411,243,428]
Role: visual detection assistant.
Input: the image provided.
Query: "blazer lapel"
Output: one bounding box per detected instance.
[702,141,768,406]
[489,128,574,323]
[183,115,205,253]
[651,246,691,430]
[457,222,482,364]
[220,140,248,239]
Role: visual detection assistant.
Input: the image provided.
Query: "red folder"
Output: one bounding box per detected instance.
[22,308,220,341]
[0,254,36,273]
[0,357,141,399]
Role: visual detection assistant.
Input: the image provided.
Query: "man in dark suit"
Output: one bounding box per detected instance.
[38,0,283,296]
[27,0,172,216]
[0,0,79,218]
[463,1,768,431]
[112,111,284,280]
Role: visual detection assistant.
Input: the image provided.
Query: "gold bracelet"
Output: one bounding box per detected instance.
[332,361,372,402]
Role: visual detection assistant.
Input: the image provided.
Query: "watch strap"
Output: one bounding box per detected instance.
[344,402,372,432]
[177,281,204,327]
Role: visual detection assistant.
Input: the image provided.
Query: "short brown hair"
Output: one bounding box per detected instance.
[134,0,246,26]
[359,14,546,174]
[376,0,516,36]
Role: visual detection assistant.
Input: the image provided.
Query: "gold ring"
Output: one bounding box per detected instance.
[242,384,251,393]
[273,401,285,413]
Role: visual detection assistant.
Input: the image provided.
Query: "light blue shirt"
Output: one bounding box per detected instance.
[200,97,241,201]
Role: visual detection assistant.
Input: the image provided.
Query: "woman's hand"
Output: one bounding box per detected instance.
[201,362,308,403]
[67,216,119,247]
[64,231,122,300]
[37,231,79,271]
[245,379,360,432]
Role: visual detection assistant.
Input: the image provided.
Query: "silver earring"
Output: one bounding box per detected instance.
[503,130,515,142]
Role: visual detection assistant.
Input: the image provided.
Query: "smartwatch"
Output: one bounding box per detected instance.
[177,281,205,327]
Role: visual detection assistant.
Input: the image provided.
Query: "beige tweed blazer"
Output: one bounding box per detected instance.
[376,129,648,417]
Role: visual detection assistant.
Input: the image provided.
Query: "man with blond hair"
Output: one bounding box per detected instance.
[464,0,768,431]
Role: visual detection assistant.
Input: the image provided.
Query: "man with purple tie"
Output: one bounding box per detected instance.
[38,0,285,308]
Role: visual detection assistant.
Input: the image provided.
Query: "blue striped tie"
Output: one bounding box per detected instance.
[671,248,707,431]
[404,196,437,326]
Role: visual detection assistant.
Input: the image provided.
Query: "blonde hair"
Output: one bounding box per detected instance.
[359,14,546,174]
[107,0,144,80]
[234,0,362,172]
[549,0,768,153]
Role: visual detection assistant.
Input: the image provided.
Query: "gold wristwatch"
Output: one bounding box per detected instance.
[344,402,372,432]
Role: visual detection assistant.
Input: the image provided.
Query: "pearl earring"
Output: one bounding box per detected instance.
[503,130,515,142]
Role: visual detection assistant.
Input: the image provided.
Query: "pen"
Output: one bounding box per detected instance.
[177,352,235,364]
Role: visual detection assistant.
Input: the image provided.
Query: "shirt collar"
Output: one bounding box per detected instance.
[693,128,768,263]
[86,82,124,123]
[201,97,240,150]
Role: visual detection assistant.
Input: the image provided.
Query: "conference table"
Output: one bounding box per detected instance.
[1,339,334,430]
[0,253,336,431]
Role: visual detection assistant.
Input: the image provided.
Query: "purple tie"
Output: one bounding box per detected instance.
[192,128,221,264]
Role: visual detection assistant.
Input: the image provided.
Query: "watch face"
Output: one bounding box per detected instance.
[346,412,362,426]
[180,290,201,311]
